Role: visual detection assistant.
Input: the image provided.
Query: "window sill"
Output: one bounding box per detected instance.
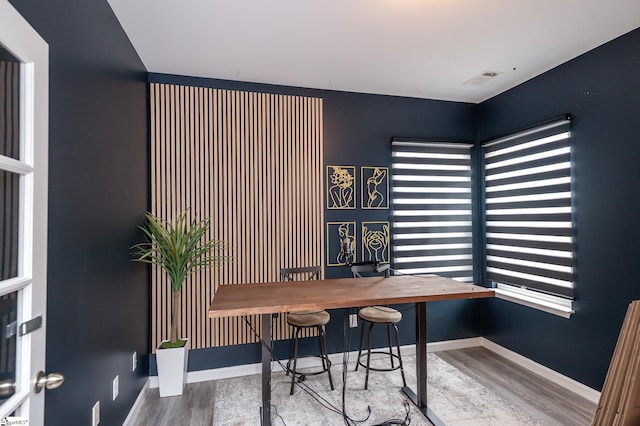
[494,288,574,319]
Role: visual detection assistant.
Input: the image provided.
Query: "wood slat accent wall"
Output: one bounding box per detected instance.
[150,83,324,350]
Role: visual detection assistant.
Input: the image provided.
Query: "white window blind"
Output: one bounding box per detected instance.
[391,139,474,282]
[482,116,575,302]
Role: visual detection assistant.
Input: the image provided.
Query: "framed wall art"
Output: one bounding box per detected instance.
[361,166,388,209]
[327,221,356,266]
[327,166,356,209]
[361,221,390,263]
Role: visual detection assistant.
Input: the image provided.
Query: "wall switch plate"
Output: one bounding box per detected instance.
[112,375,119,401]
[132,351,137,372]
[349,314,358,328]
[92,401,100,426]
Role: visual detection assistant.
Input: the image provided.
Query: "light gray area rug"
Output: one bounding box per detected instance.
[212,353,541,425]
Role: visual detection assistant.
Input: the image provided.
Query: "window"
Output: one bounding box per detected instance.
[482,115,575,317]
[390,139,474,282]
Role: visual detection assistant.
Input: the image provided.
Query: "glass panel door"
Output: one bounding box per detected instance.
[0,292,18,404]
[0,0,50,422]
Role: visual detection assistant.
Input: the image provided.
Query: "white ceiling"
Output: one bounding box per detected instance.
[107,0,640,103]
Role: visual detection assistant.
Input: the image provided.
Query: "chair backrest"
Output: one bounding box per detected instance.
[280,266,322,282]
[350,261,389,278]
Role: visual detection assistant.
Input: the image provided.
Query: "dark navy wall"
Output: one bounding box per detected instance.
[9,0,149,424]
[7,0,637,418]
[478,28,640,390]
[148,73,482,372]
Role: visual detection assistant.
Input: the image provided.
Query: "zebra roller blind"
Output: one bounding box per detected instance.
[482,115,574,299]
[391,139,474,282]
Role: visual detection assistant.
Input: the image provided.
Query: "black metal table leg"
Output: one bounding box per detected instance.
[401,302,445,426]
[261,313,271,426]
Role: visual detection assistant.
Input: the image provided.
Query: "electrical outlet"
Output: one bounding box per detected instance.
[132,351,137,372]
[92,401,100,426]
[112,375,119,401]
[349,314,358,328]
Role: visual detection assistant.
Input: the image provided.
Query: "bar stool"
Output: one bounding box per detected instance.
[351,263,407,390]
[281,266,334,395]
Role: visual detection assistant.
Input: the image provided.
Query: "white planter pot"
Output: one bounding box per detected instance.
[156,338,189,397]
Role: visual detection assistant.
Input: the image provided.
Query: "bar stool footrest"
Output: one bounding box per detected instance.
[286,354,332,378]
[357,351,403,372]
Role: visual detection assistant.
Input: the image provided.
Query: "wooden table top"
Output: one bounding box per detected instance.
[208,275,494,318]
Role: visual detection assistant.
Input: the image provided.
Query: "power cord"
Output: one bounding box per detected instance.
[388,267,437,279]
[372,400,411,425]
[242,292,415,424]
[241,315,369,424]
[341,308,372,425]
[340,308,411,426]
[272,404,287,426]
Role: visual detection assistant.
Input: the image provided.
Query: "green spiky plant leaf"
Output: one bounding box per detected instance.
[132,209,230,346]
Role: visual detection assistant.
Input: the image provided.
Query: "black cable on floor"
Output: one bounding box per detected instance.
[371,400,411,425]
[241,307,413,425]
[241,315,367,424]
[340,308,411,426]
[272,404,288,426]
[341,307,371,425]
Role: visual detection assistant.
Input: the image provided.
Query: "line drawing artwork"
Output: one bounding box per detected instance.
[326,222,356,266]
[327,166,356,209]
[337,223,355,265]
[362,222,390,263]
[362,166,388,209]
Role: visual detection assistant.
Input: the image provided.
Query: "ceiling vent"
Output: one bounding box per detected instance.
[464,70,503,86]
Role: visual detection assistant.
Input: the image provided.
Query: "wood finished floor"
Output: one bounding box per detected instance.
[437,347,596,426]
[127,347,597,426]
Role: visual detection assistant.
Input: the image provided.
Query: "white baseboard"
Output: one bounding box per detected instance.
[480,338,601,404]
[122,378,150,426]
[147,337,483,388]
[142,336,599,406]
[428,337,484,353]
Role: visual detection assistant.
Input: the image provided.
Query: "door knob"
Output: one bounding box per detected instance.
[34,371,64,393]
[0,379,15,396]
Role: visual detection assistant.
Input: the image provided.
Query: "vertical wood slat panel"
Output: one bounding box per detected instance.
[149,83,158,348]
[149,83,323,351]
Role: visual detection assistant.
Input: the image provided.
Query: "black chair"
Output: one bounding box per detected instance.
[281,266,334,395]
[351,263,406,390]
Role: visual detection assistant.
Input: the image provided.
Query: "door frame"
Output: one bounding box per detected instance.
[0,0,49,423]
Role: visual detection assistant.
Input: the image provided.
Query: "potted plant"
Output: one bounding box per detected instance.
[132,209,228,397]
